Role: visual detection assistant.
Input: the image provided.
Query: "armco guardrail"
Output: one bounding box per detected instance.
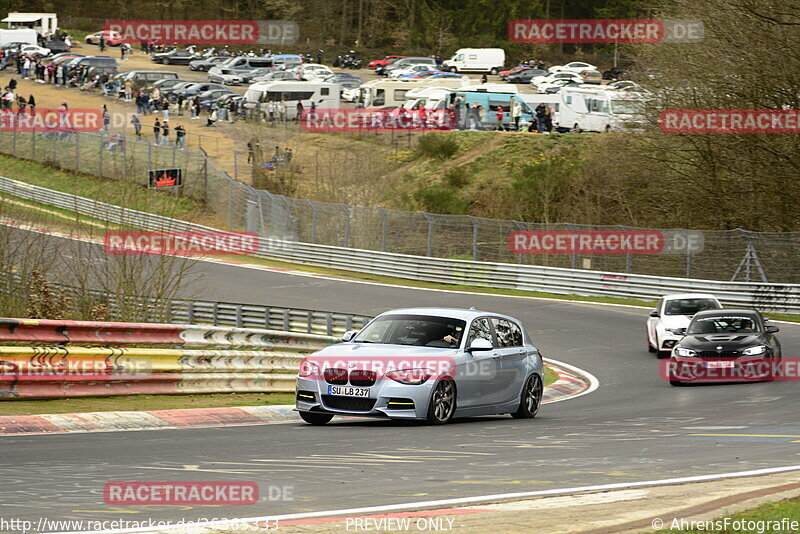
[0,176,798,314]
[0,271,371,336]
[0,318,336,399]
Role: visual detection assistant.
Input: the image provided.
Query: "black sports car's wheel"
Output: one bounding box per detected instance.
[299,412,333,425]
[512,374,543,419]
[426,379,456,424]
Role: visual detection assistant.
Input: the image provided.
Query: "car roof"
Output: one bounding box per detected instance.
[692,309,761,319]
[662,293,719,301]
[377,307,519,323]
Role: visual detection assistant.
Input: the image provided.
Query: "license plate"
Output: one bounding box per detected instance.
[706,361,735,369]
[328,385,370,397]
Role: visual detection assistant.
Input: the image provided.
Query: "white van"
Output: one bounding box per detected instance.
[244,81,340,119]
[357,78,472,108]
[401,87,453,110]
[0,28,36,46]
[558,86,648,132]
[443,48,505,74]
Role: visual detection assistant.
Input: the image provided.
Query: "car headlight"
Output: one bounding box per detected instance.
[298,359,319,378]
[386,368,434,385]
[742,345,768,356]
[674,347,696,357]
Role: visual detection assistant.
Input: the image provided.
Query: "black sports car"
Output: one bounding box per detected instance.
[667,309,781,385]
[151,49,199,65]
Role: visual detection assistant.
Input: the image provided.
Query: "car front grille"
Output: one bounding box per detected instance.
[321,395,376,412]
[698,350,740,357]
[323,368,348,385]
[349,370,377,387]
[323,368,376,386]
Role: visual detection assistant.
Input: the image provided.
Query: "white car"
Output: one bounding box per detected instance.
[531,72,583,91]
[388,64,434,78]
[646,293,723,357]
[294,64,334,81]
[20,44,50,57]
[548,61,597,74]
[207,67,243,85]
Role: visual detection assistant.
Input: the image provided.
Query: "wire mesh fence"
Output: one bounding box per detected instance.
[0,128,797,283]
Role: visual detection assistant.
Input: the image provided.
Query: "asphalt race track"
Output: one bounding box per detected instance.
[2,237,800,529]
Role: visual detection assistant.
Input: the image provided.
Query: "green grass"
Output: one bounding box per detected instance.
[0,393,296,416]
[668,495,800,533]
[544,366,559,386]
[0,154,210,222]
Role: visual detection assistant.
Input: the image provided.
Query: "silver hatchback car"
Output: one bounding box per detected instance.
[295,307,544,425]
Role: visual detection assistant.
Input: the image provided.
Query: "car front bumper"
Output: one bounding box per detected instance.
[295,377,435,420]
[667,356,778,382]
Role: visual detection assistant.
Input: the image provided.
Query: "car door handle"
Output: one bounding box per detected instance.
[491,353,501,360]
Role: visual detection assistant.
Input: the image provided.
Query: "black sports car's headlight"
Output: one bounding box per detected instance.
[742,345,768,356]
[674,347,696,357]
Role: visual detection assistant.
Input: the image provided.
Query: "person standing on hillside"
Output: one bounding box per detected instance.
[175,124,185,149]
[153,118,161,145]
[99,35,105,52]
[510,99,521,131]
[495,106,505,131]
[27,94,35,116]
[131,114,142,139]
[161,120,169,146]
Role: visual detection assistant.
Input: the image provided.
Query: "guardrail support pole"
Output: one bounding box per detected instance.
[235,304,243,327]
[468,215,478,261]
[326,313,333,336]
[342,205,351,248]
[424,213,433,257]
[187,301,195,324]
[379,208,388,252]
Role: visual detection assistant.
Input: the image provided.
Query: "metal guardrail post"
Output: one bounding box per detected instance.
[345,315,353,332]
[212,302,219,326]
[235,304,243,327]
[282,310,290,331]
[468,215,478,261]
[326,313,333,336]
[187,301,195,324]
[342,205,351,248]
[309,199,317,243]
[378,207,387,252]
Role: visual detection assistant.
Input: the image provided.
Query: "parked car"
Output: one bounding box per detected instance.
[296,64,334,81]
[506,68,547,84]
[548,61,597,74]
[149,78,189,92]
[253,70,299,83]
[391,64,438,78]
[240,67,276,84]
[647,294,723,358]
[171,82,228,101]
[500,65,531,79]
[85,30,122,46]
[188,56,228,71]
[375,56,406,76]
[368,55,405,69]
[207,67,244,85]
[295,307,545,425]
[117,70,179,87]
[322,74,363,89]
[668,309,782,385]
[160,81,196,100]
[17,44,50,57]
[541,79,582,93]
[381,57,436,77]
[531,71,583,92]
[197,89,238,111]
[580,69,603,84]
[43,39,69,54]
[151,49,199,65]
[65,56,118,77]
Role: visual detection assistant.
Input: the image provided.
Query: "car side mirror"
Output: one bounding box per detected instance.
[649,310,659,317]
[766,325,780,334]
[341,330,357,342]
[468,338,493,352]
[672,328,687,336]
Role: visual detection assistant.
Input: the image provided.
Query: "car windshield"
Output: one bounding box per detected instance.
[687,316,759,334]
[664,298,721,315]
[352,314,466,348]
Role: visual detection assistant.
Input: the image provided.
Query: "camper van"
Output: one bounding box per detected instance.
[558,86,647,132]
[244,81,340,120]
[401,87,454,111]
[357,78,472,108]
[442,48,505,74]
[445,90,534,130]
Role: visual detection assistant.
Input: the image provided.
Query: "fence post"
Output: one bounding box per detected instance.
[424,213,433,257]
[378,207,387,252]
[122,134,128,181]
[227,179,233,229]
[468,215,478,261]
[75,131,80,171]
[99,134,104,176]
[309,199,317,243]
[342,205,351,247]
[12,127,16,155]
[31,129,35,159]
[685,229,692,278]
